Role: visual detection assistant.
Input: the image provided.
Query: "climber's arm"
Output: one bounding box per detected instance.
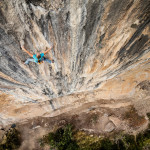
[44,45,53,55]
[21,46,33,57]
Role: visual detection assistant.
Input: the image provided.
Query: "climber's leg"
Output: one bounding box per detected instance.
[24,58,35,64]
[41,57,53,64]
[43,58,52,63]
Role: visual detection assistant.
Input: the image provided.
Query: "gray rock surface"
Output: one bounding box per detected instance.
[0,0,149,125]
[104,121,115,132]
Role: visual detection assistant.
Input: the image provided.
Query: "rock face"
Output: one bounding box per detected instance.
[0,0,150,125]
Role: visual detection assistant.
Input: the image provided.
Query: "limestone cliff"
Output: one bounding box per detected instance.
[0,0,150,126]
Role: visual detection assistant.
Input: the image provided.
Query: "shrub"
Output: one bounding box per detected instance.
[41,124,79,150]
[0,128,21,150]
[40,124,150,150]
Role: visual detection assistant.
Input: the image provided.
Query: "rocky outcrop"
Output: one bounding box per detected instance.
[0,0,149,125]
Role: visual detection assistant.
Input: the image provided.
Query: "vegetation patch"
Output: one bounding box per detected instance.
[0,128,21,150]
[39,124,79,150]
[74,131,117,150]
[123,106,146,128]
[90,113,99,124]
[40,123,150,150]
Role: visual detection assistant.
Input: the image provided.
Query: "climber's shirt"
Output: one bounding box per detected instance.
[33,53,44,63]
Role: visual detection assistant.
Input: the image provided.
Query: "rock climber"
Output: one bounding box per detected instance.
[21,44,54,64]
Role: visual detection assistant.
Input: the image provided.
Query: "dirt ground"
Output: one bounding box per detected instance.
[13,98,149,150]
[0,82,150,150]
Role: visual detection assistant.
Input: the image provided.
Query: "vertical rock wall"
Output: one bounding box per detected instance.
[0,0,150,125]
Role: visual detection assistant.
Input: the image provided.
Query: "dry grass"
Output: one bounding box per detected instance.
[123,106,146,128]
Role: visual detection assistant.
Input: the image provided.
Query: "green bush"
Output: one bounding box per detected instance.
[41,124,79,150]
[136,129,150,149]
[100,138,118,150]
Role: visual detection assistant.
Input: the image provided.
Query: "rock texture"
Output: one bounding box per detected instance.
[0,0,150,126]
